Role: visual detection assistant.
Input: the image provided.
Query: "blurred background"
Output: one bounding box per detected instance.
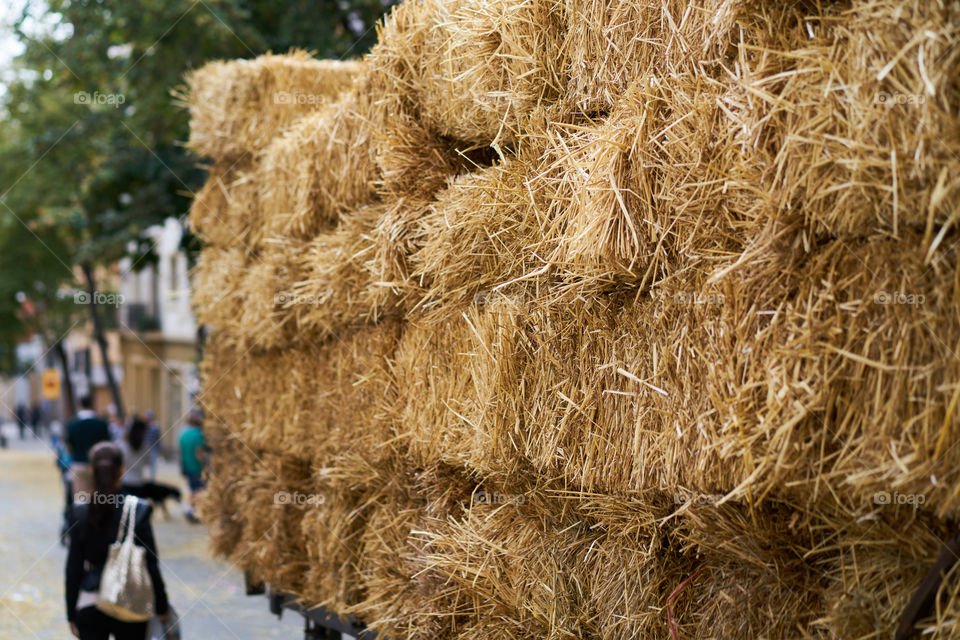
[0,5,392,637]
[0,0,394,434]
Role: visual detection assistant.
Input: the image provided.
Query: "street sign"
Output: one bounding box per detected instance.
[41,368,61,400]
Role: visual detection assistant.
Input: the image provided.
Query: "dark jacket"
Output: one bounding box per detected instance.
[66,416,111,464]
[65,499,169,622]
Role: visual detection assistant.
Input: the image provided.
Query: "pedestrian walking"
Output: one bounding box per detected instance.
[117,418,150,490]
[66,396,112,499]
[119,416,182,514]
[51,420,74,544]
[143,410,162,482]
[178,409,208,524]
[65,441,170,639]
[107,405,125,443]
[30,401,43,437]
[15,402,27,440]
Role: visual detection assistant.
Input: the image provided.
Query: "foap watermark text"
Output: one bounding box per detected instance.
[274,491,325,507]
[75,291,124,307]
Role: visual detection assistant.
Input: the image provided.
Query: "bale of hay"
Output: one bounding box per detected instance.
[369,196,431,304]
[415,493,596,639]
[546,77,762,294]
[803,512,953,638]
[190,245,248,338]
[198,425,252,559]
[394,228,960,521]
[184,52,363,161]
[731,0,960,238]
[348,462,477,640]
[388,314,496,474]
[556,0,960,275]
[188,163,261,249]
[279,320,401,467]
[286,204,398,339]
[257,92,380,240]
[198,320,401,467]
[366,0,565,147]
[408,153,563,317]
[373,110,501,201]
[232,239,308,351]
[700,231,960,518]
[561,0,747,113]
[230,452,315,596]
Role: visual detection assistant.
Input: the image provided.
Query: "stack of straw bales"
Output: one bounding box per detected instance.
[188,0,960,637]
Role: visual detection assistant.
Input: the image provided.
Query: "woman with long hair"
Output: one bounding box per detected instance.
[65,441,169,639]
[120,418,149,487]
[119,416,182,511]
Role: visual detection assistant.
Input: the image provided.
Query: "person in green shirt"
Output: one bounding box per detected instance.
[178,409,208,524]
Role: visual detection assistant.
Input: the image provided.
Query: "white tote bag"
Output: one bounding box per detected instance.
[97,495,155,622]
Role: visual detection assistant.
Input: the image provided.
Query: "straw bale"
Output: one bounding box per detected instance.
[405,101,756,308]
[807,513,952,639]
[257,92,380,240]
[702,231,960,518]
[561,0,749,113]
[373,109,502,201]
[396,228,960,518]
[286,204,401,339]
[223,452,315,596]
[409,153,564,316]
[389,315,494,473]
[188,162,261,250]
[369,197,431,303]
[349,462,477,640]
[199,433,250,558]
[415,495,595,639]
[232,239,308,351]
[668,499,823,638]
[296,467,374,613]
[279,320,401,467]
[184,52,363,161]
[728,0,960,237]
[196,320,400,467]
[546,78,762,293]
[190,245,248,336]
[366,0,565,147]
[557,0,960,274]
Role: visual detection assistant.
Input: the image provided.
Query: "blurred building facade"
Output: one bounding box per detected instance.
[3,219,198,449]
[117,218,198,443]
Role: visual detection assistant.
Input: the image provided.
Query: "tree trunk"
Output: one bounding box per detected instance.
[81,262,124,416]
[53,339,76,417]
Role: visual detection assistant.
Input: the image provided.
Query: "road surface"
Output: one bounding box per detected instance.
[0,424,310,639]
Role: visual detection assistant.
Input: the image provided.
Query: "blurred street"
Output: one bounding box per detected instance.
[0,423,307,639]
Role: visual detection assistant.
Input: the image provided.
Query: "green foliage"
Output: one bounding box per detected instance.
[0,0,393,356]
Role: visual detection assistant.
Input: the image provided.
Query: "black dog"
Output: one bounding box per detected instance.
[122,482,182,517]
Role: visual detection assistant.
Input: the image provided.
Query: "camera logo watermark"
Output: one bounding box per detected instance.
[273,91,327,106]
[274,292,322,305]
[667,291,725,306]
[473,290,524,307]
[874,491,925,506]
[74,291,125,307]
[674,490,725,505]
[74,91,125,108]
[75,491,126,506]
[873,291,925,305]
[474,490,526,506]
[274,491,325,507]
[874,92,925,106]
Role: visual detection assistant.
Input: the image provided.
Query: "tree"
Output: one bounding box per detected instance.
[0,0,395,410]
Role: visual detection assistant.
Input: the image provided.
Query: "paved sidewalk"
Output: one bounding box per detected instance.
[0,424,309,639]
